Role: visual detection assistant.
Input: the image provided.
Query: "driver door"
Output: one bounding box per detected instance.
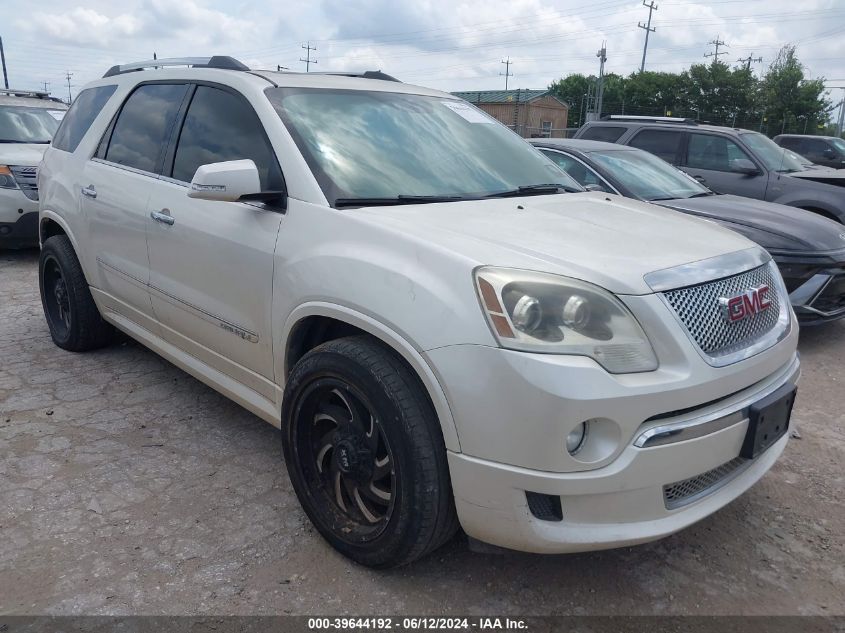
[680,132,767,198]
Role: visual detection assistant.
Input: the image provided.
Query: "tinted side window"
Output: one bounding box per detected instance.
[51,85,117,153]
[171,86,283,190]
[804,138,831,155]
[105,84,188,173]
[580,125,626,143]
[628,129,682,163]
[778,137,801,151]
[540,150,605,188]
[686,133,752,172]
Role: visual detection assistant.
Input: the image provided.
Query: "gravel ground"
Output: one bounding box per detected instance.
[1,248,843,616]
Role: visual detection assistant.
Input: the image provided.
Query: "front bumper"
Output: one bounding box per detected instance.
[0,192,39,248]
[776,255,845,325]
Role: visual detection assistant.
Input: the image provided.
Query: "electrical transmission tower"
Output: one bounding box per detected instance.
[638,1,657,73]
[737,53,763,72]
[65,70,74,104]
[595,43,607,118]
[704,36,728,65]
[500,57,513,90]
[300,42,317,72]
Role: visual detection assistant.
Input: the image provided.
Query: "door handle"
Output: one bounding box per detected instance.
[150,209,175,225]
[81,185,97,198]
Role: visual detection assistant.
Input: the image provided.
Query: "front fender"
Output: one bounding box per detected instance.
[279,302,462,452]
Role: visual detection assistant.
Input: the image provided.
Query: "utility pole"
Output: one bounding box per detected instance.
[300,42,317,72]
[737,53,762,72]
[638,1,657,73]
[833,87,845,137]
[0,36,8,89]
[65,70,73,104]
[704,36,728,65]
[595,43,607,119]
[42,81,50,94]
[500,57,513,90]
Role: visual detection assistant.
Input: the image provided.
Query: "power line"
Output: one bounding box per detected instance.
[638,1,658,73]
[704,35,728,64]
[300,41,317,72]
[500,57,513,90]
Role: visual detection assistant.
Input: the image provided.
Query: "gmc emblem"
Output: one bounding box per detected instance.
[718,285,772,323]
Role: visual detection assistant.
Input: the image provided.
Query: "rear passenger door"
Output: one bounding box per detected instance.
[82,83,189,332]
[146,84,284,396]
[679,132,768,199]
[627,128,684,165]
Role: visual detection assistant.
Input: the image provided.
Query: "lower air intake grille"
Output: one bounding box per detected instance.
[663,457,751,510]
[525,491,563,521]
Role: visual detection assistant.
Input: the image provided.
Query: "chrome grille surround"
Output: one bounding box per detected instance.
[9,165,38,201]
[654,258,792,367]
[663,456,751,509]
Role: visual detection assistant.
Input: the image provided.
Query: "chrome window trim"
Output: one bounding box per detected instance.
[643,246,771,293]
[634,355,799,448]
[538,147,620,194]
[90,157,161,180]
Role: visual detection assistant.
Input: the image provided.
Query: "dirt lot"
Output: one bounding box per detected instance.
[1,248,843,616]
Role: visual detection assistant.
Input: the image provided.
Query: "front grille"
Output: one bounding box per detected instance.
[662,263,781,359]
[663,457,750,509]
[9,165,38,201]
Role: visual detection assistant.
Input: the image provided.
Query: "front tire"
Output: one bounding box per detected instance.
[282,336,458,568]
[39,235,114,351]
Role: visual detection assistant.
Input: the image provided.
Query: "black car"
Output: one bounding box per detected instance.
[531,138,845,325]
[774,134,845,170]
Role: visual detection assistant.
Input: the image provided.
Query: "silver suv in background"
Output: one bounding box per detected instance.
[574,116,845,225]
[0,89,67,248]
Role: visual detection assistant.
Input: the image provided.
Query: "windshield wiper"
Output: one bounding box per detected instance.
[334,195,464,208]
[686,191,716,198]
[0,139,50,144]
[484,183,578,198]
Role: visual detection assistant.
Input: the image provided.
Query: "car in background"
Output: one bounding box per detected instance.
[574,116,845,225]
[774,134,845,170]
[0,89,68,248]
[532,138,845,325]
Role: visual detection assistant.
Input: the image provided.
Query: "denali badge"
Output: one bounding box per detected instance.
[719,285,772,323]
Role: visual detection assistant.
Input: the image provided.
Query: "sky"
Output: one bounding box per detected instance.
[2,0,845,105]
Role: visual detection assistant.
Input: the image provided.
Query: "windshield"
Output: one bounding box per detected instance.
[587,148,710,201]
[0,105,64,143]
[265,88,580,205]
[829,137,845,153]
[740,132,804,172]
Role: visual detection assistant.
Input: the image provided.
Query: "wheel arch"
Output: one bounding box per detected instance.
[280,302,461,452]
[39,211,80,251]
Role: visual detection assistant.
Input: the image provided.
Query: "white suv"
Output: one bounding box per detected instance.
[38,57,799,567]
[0,89,67,248]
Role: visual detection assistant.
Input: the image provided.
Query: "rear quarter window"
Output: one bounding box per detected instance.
[579,125,626,143]
[51,85,117,153]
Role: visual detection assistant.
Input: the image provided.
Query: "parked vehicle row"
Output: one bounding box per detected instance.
[36,57,801,567]
[0,89,68,249]
[532,138,845,324]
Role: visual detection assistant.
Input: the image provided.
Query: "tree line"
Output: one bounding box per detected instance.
[549,45,838,137]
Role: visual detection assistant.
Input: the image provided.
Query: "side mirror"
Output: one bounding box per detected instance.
[731,158,760,175]
[584,183,606,192]
[188,160,261,202]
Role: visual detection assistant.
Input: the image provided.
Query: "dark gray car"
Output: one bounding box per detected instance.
[531,138,845,324]
[773,134,845,170]
[573,116,845,225]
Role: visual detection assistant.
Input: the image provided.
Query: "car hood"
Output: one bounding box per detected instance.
[356,192,756,295]
[788,169,845,185]
[0,142,49,166]
[654,194,845,254]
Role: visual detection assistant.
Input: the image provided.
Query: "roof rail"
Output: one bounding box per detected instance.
[0,88,50,98]
[103,56,249,78]
[600,115,698,125]
[279,70,401,82]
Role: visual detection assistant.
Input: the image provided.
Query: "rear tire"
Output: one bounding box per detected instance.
[39,235,114,351]
[282,335,458,568]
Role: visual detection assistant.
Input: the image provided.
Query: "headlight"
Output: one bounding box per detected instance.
[0,165,18,189]
[474,267,659,373]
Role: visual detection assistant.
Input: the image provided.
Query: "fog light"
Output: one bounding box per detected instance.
[512,294,542,332]
[566,422,587,455]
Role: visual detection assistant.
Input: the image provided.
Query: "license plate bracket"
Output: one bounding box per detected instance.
[741,382,796,459]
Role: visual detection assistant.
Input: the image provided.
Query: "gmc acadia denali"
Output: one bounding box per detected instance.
[38,57,799,567]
